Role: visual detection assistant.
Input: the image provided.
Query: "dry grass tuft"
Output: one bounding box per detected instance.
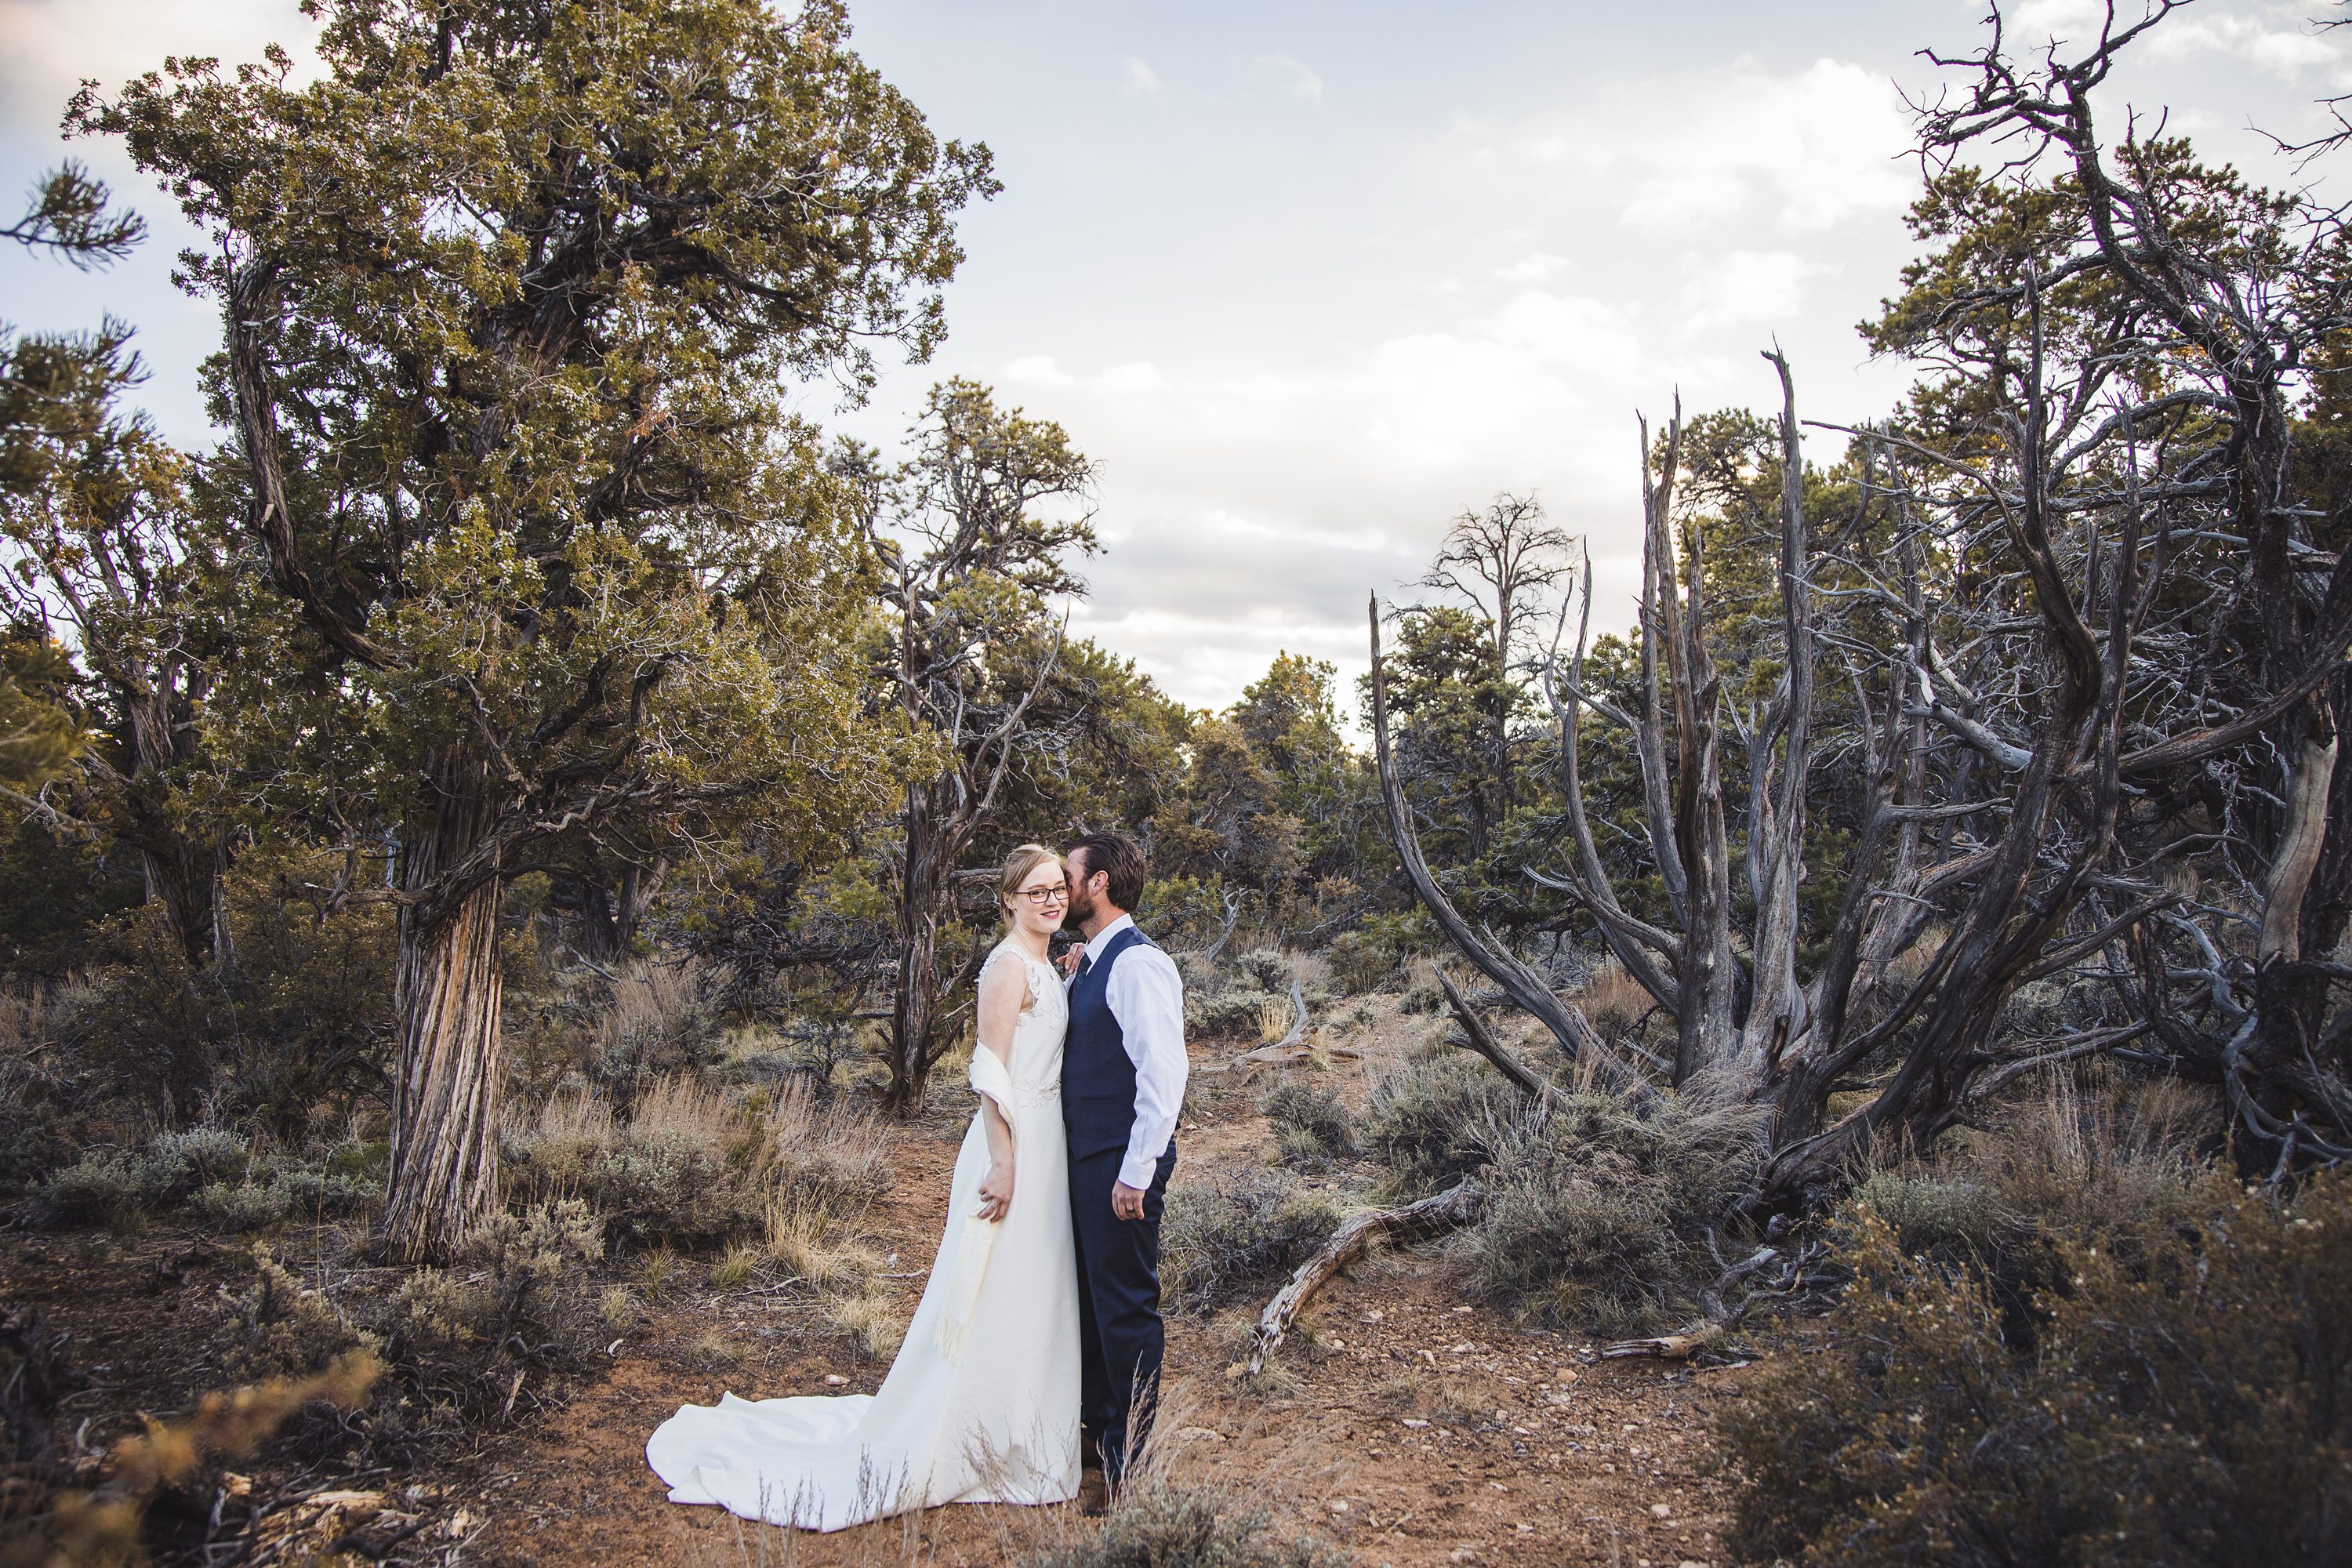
[765,1199,885,1290]
[827,1289,905,1362]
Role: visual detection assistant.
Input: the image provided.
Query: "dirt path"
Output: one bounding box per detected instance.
[462,1058,1742,1568]
[2,1029,1744,1566]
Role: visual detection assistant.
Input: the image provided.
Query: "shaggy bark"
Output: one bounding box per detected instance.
[381,751,506,1261]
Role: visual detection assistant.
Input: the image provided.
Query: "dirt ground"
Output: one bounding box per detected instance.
[4,1017,1745,1568]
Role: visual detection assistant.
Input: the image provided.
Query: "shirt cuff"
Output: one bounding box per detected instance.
[1116,1138,1168,1192]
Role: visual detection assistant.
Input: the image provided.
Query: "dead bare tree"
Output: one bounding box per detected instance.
[1417,492,1577,815]
[1361,4,2352,1207]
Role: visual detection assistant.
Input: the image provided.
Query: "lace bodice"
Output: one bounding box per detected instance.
[974,942,1066,1105]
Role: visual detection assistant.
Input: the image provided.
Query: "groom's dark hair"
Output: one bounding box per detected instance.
[1071,831,1146,912]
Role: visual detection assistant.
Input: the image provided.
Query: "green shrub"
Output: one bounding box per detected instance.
[1187,985,1277,1041]
[1162,1173,1341,1316]
[68,855,396,1131]
[1324,913,1427,996]
[1229,950,1290,994]
[1362,1053,1508,1194]
[1468,1091,1765,1337]
[271,1164,382,1219]
[143,1126,249,1200]
[1024,1482,1347,1568]
[1720,1173,2352,1568]
[1259,1081,1356,1169]
[35,1151,145,1228]
[220,1247,379,1381]
[193,1180,294,1234]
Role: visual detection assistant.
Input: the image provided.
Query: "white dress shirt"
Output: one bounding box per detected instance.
[1080,913,1189,1190]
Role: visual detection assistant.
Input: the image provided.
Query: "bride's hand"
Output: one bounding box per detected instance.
[977,1157,1014,1222]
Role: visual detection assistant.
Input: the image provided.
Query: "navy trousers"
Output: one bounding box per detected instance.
[1068,1142,1175,1482]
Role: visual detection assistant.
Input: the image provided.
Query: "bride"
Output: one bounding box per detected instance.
[644,844,1081,1530]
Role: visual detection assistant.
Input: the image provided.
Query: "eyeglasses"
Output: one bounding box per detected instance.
[1016,884,1070,906]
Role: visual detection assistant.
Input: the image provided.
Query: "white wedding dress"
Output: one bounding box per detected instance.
[645,942,1081,1530]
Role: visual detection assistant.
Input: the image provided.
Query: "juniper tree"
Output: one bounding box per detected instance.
[74,0,991,1257]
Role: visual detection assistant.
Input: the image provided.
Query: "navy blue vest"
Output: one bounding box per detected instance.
[1063,924,1153,1163]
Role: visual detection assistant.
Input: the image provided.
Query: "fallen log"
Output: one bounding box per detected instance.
[1246,1179,1486,1374]
[1598,1324,1723,1362]
[1200,978,1358,1073]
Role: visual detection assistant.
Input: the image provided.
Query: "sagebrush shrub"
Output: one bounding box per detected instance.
[220,1247,379,1381]
[1022,1482,1346,1568]
[1720,1173,2352,1567]
[1161,1173,1341,1316]
[1468,1091,1765,1336]
[35,1151,145,1229]
[194,1180,294,1234]
[1259,1081,1356,1169]
[1230,950,1290,994]
[1361,1053,1508,1194]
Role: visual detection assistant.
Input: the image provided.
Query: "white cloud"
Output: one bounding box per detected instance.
[1495,250,1570,285]
[1120,56,1162,100]
[1453,56,1915,237]
[1682,249,1823,332]
[2016,0,2344,77]
[1250,53,1323,104]
[965,53,1933,705]
[0,0,317,131]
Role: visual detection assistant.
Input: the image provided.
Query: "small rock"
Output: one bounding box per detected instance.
[1650,1502,1673,1518]
[1361,1309,1385,1323]
[1173,1426,1225,1443]
[822,1374,848,1387]
[1402,1418,1431,1428]
[1326,1336,1346,1350]
[1452,1305,1474,1314]
[1329,1500,1350,1513]
[1448,1551,1479,1565]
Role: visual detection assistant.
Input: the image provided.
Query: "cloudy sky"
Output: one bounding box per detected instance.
[4,1,2350,711]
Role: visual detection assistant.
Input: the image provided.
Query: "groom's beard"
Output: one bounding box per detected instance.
[1065,888,1097,928]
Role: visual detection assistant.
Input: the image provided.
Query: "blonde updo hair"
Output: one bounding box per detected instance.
[997,843,1063,931]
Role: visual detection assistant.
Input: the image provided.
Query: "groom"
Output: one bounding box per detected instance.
[1060,831,1187,1494]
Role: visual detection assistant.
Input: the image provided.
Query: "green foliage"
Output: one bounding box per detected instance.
[1160,1171,1341,1317]
[1721,1173,2352,1568]
[33,1122,382,1233]
[1324,911,1428,993]
[68,0,967,950]
[1151,717,1301,891]
[67,851,395,1127]
[220,1247,379,1382]
[0,821,140,978]
[1023,1483,1348,1568]
[1260,1080,1356,1170]
[396,1199,604,1354]
[0,632,83,797]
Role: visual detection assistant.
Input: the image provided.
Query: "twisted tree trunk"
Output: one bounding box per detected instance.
[382,750,506,1262]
